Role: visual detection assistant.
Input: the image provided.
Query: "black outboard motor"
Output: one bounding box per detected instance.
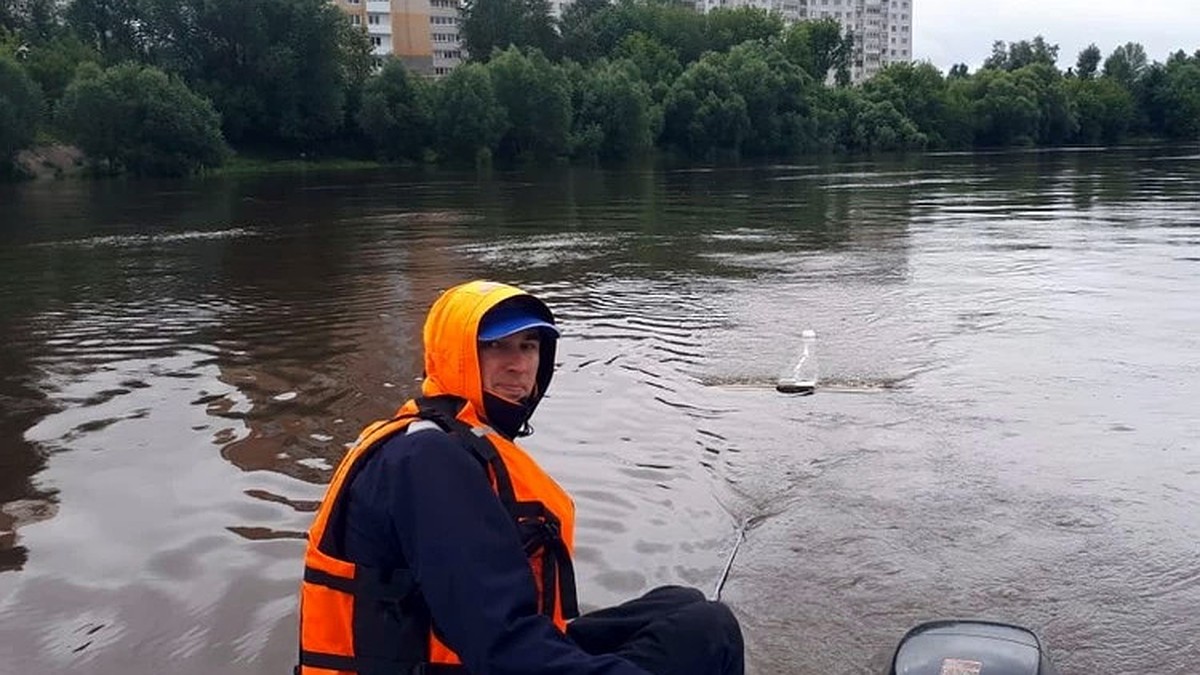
[889,620,1059,675]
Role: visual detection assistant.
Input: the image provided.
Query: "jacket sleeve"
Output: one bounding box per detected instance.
[380,430,652,675]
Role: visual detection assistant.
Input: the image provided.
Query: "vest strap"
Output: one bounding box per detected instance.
[415,397,519,507]
[414,396,579,620]
[304,565,416,601]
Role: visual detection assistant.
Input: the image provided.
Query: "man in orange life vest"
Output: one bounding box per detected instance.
[297,280,744,675]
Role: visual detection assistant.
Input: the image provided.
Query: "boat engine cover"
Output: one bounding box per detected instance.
[890,620,1058,675]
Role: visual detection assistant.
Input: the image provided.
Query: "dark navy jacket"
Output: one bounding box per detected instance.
[341,427,651,675]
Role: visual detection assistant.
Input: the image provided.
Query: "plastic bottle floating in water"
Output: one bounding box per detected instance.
[776,329,818,395]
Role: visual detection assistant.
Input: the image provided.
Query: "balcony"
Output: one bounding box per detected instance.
[367,21,391,35]
[366,1,390,13]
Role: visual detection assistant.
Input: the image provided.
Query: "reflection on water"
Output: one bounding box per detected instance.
[1,148,1198,674]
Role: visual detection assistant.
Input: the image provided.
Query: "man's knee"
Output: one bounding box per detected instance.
[670,600,744,674]
[700,600,742,642]
[711,601,743,647]
[665,597,740,640]
[646,585,708,606]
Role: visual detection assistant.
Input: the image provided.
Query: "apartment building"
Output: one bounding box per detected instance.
[428,0,465,76]
[334,0,437,75]
[697,0,912,82]
[835,0,912,82]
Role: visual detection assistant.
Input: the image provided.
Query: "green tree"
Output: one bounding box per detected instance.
[854,99,925,151]
[0,53,44,172]
[1067,76,1134,144]
[612,31,681,99]
[461,0,558,63]
[20,34,100,106]
[434,62,506,162]
[662,51,750,157]
[662,42,827,158]
[1014,62,1078,144]
[864,62,970,148]
[703,7,783,54]
[948,63,970,80]
[559,0,612,63]
[0,1,15,31]
[1076,44,1101,80]
[357,60,433,161]
[823,87,925,152]
[982,40,1008,70]
[779,18,852,84]
[486,46,571,159]
[721,41,823,156]
[587,0,707,66]
[964,68,1040,146]
[57,62,226,175]
[1102,42,1148,90]
[65,0,143,62]
[1158,60,1200,139]
[570,59,656,160]
[143,0,370,149]
[2,0,56,41]
[983,36,1059,71]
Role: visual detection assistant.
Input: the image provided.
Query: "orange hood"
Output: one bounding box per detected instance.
[408,280,556,433]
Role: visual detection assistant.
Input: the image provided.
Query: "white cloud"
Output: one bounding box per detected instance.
[914,0,1199,72]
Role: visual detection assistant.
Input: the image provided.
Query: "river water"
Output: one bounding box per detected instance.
[0,147,1197,674]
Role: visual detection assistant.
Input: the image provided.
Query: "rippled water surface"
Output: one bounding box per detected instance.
[1,148,1198,674]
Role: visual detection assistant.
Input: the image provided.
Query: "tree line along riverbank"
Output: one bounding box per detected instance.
[2,0,1198,179]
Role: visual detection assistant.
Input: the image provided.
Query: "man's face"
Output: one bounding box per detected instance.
[478,328,541,402]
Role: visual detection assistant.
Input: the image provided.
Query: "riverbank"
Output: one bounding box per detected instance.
[6,146,394,181]
[211,155,392,176]
[12,145,87,180]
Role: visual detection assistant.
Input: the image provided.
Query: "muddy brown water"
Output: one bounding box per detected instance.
[1,147,1198,674]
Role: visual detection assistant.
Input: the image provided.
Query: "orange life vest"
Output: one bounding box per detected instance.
[296,395,578,675]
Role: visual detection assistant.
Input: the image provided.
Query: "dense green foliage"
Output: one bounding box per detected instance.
[435,63,507,162]
[461,0,558,61]
[139,0,372,148]
[2,0,1199,176]
[0,53,44,172]
[56,62,226,175]
[357,60,433,162]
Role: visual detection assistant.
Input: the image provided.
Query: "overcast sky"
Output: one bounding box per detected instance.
[914,0,1200,72]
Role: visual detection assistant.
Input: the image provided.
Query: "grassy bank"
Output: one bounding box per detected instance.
[210,155,394,176]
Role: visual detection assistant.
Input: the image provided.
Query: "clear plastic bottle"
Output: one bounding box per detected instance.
[776,329,817,394]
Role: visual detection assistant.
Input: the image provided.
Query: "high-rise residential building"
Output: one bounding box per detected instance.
[697,0,913,83]
[841,0,913,82]
[428,0,465,76]
[334,0,438,75]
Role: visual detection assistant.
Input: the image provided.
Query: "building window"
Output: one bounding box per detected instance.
[368,14,381,24]
[371,36,381,46]
[350,14,360,25]
[347,0,360,4]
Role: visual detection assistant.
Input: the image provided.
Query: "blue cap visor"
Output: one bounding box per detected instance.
[478,313,559,342]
